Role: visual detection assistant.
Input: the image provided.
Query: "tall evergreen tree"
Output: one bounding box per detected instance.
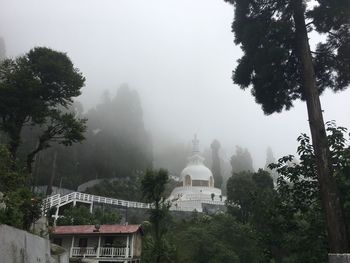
[265,147,278,185]
[0,37,5,61]
[230,146,254,174]
[224,0,350,252]
[141,169,172,263]
[211,139,223,188]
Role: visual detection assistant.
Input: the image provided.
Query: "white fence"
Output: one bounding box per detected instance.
[42,191,151,215]
[71,246,127,258]
[42,190,226,215]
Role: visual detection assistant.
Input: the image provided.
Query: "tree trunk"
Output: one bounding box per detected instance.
[8,124,23,166]
[31,151,41,191]
[26,140,45,187]
[154,200,161,263]
[46,150,57,196]
[292,0,349,253]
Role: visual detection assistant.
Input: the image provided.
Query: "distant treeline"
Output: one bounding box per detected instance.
[22,84,153,191]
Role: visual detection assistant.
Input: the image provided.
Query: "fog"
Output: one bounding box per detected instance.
[1,0,349,169]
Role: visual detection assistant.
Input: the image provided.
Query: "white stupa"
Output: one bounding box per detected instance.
[168,135,226,212]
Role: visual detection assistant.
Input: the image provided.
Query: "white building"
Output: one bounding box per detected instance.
[168,135,226,212]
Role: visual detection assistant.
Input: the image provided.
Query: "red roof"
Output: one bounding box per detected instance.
[52,224,142,235]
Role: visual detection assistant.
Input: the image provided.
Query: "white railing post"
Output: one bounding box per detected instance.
[53,205,59,226]
[130,234,134,258]
[97,235,101,258]
[126,235,130,258]
[70,236,75,257]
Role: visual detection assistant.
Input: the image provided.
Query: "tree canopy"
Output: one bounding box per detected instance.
[224,0,350,114]
[0,47,86,177]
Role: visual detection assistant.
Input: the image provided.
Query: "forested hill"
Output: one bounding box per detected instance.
[31,84,153,190]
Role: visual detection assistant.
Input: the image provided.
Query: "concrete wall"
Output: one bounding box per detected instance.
[132,233,142,257]
[0,224,54,263]
[329,254,350,263]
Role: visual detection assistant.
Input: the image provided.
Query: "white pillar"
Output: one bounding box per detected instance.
[126,235,130,258]
[97,235,101,258]
[70,236,75,257]
[89,202,93,213]
[54,206,59,226]
[130,234,134,258]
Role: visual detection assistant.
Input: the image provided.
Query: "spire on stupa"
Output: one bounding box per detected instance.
[192,134,199,154]
[189,134,204,165]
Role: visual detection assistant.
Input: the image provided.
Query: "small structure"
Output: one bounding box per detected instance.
[168,135,226,212]
[51,224,143,263]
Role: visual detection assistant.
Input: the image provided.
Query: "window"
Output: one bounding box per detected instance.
[192,180,209,187]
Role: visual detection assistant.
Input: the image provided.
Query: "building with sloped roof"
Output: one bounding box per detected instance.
[51,224,143,263]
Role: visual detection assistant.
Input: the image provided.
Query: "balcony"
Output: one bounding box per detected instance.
[71,246,128,258]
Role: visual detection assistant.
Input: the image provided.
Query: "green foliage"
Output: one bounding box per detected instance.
[264,122,350,262]
[141,169,173,263]
[86,176,142,202]
[142,235,176,263]
[0,144,42,230]
[224,0,350,114]
[171,214,260,263]
[0,145,24,192]
[0,47,86,174]
[56,206,121,226]
[141,169,169,204]
[56,206,92,225]
[226,164,328,262]
[0,188,42,230]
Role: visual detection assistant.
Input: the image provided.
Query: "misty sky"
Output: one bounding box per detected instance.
[1,0,349,169]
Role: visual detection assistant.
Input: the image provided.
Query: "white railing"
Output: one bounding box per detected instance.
[100,247,126,257]
[71,247,127,258]
[42,190,226,215]
[42,191,151,215]
[71,247,97,257]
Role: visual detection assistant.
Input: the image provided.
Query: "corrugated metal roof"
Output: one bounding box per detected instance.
[52,224,141,235]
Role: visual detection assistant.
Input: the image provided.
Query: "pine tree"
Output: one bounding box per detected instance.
[211,139,223,188]
[224,0,350,252]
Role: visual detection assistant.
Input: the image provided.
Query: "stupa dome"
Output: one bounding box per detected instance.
[180,159,213,182]
[179,136,214,187]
